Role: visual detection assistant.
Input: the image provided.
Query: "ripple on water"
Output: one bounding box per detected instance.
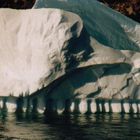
[0,113,140,140]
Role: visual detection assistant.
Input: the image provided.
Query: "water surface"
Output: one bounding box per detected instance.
[0,113,140,140]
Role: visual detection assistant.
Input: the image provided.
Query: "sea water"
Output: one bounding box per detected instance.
[0,113,140,140]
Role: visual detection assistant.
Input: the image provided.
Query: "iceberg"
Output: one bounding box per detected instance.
[33,0,140,100]
[0,0,140,105]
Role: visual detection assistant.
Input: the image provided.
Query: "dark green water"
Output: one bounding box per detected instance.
[0,113,140,140]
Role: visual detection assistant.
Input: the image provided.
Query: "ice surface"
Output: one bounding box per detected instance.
[0,1,140,100]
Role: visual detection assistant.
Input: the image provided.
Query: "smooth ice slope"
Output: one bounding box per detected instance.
[34,0,140,51]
